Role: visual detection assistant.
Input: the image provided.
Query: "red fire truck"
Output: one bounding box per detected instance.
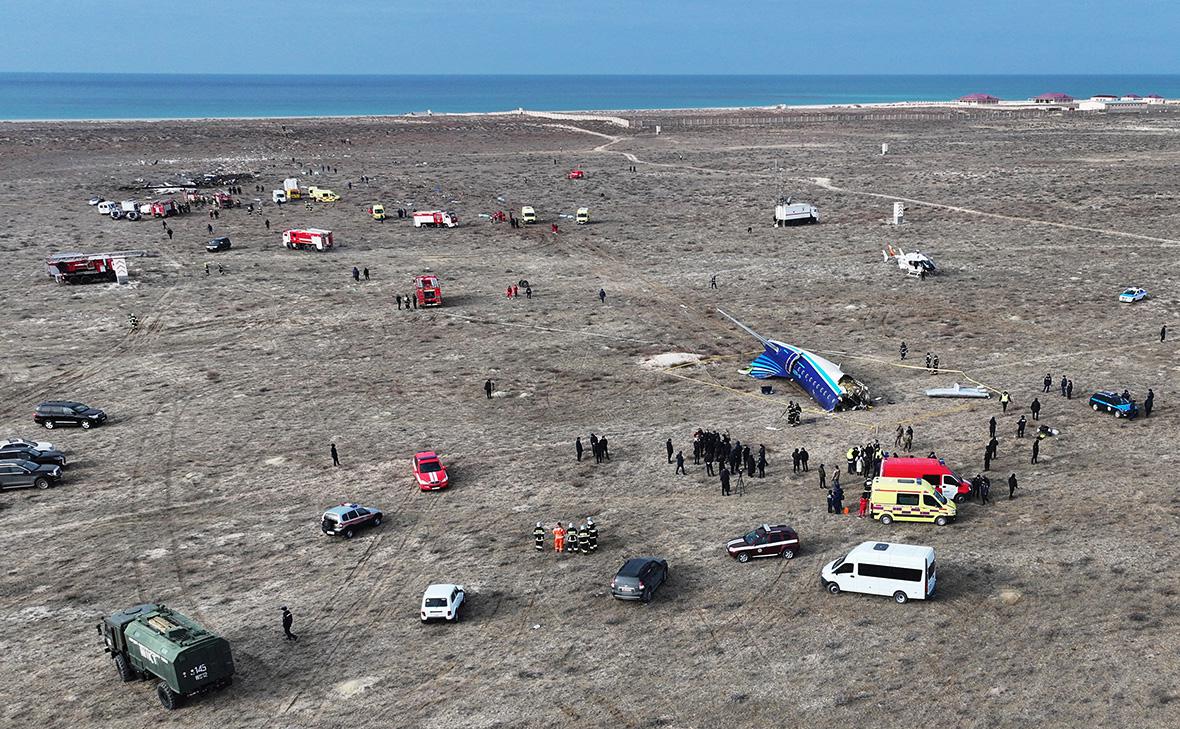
[412,210,458,228]
[415,275,443,307]
[282,229,334,251]
[47,250,148,284]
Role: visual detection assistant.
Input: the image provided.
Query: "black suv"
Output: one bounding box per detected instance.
[0,444,66,467]
[610,558,669,603]
[206,236,231,252]
[34,401,107,430]
[0,460,63,490]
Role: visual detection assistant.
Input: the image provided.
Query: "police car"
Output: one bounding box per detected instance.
[1089,391,1138,419]
[320,502,383,538]
[413,451,450,491]
[1118,287,1148,303]
[725,524,801,563]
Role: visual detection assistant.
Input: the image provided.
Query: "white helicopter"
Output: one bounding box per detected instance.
[883,244,937,278]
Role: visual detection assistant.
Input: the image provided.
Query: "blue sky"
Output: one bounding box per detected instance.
[1,0,1176,74]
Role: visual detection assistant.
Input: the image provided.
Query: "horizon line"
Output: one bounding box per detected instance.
[3,71,1180,78]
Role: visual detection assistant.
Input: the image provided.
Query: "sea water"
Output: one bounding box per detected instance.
[2,73,1179,121]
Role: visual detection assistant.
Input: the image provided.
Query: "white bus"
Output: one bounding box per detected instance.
[820,541,936,603]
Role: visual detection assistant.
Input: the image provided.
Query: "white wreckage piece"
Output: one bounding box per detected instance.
[925,383,991,399]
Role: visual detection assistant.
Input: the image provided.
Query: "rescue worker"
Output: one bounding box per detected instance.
[858,490,870,518]
[831,484,844,515]
[1066,380,1073,399]
[792,448,801,473]
[983,446,992,472]
[989,416,997,439]
[1008,473,1018,499]
[553,523,565,553]
[675,451,686,475]
[666,438,674,463]
[925,352,932,370]
[846,446,857,473]
[1043,373,1052,393]
[932,354,939,373]
[586,518,598,551]
[904,426,914,452]
[396,294,402,310]
[1031,398,1041,421]
[894,425,903,447]
[281,607,297,641]
[577,524,590,554]
[575,437,584,461]
[899,341,908,360]
[599,436,610,461]
[485,379,494,399]
[589,433,599,461]
[127,313,139,329]
[533,522,545,551]
[720,466,731,496]
[1000,391,1010,413]
[980,477,991,505]
[598,288,606,304]
[1145,389,1155,417]
[1016,415,1027,438]
[757,451,766,478]
[204,262,210,275]
[1031,439,1040,464]
[566,523,578,553]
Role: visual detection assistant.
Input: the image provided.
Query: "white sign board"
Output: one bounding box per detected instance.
[892,202,905,225]
[112,257,129,284]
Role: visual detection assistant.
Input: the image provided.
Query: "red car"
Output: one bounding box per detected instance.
[413,451,449,491]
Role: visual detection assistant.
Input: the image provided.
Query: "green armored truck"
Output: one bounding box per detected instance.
[97,603,235,710]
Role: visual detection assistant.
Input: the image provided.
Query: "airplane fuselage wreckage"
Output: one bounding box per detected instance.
[718,309,870,412]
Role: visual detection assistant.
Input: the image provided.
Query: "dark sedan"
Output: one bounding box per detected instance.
[610,558,669,603]
[0,460,63,490]
[0,444,66,468]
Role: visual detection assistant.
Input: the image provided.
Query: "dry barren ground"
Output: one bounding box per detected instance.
[0,111,1178,729]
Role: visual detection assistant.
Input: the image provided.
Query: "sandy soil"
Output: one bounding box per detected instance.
[0,110,1178,729]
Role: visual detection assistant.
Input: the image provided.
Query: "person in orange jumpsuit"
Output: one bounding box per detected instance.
[858,491,870,518]
[553,523,565,553]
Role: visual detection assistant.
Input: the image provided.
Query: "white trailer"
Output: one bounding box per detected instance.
[107,200,143,221]
[774,197,819,226]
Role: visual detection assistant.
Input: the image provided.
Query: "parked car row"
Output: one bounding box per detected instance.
[2,402,107,492]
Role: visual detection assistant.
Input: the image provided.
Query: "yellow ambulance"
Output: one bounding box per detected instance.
[869,476,956,526]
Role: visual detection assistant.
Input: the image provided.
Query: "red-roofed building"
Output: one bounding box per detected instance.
[1033,92,1074,104]
[958,93,999,105]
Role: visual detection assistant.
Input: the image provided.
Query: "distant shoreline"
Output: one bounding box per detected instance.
[0,99,1090,124]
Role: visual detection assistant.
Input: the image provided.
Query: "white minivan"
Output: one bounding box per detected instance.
[272,190,287,204]
[821,541,936,603]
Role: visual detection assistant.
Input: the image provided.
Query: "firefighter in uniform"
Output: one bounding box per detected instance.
[533,522,545,551]
[553,523,565,553]
[565,523,578,553]
[586,518,598,551]
[577,523,590,555]
[127,313,139,329]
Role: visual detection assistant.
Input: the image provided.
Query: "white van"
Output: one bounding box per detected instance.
[272,190,287,204]
[820,541,936,603]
